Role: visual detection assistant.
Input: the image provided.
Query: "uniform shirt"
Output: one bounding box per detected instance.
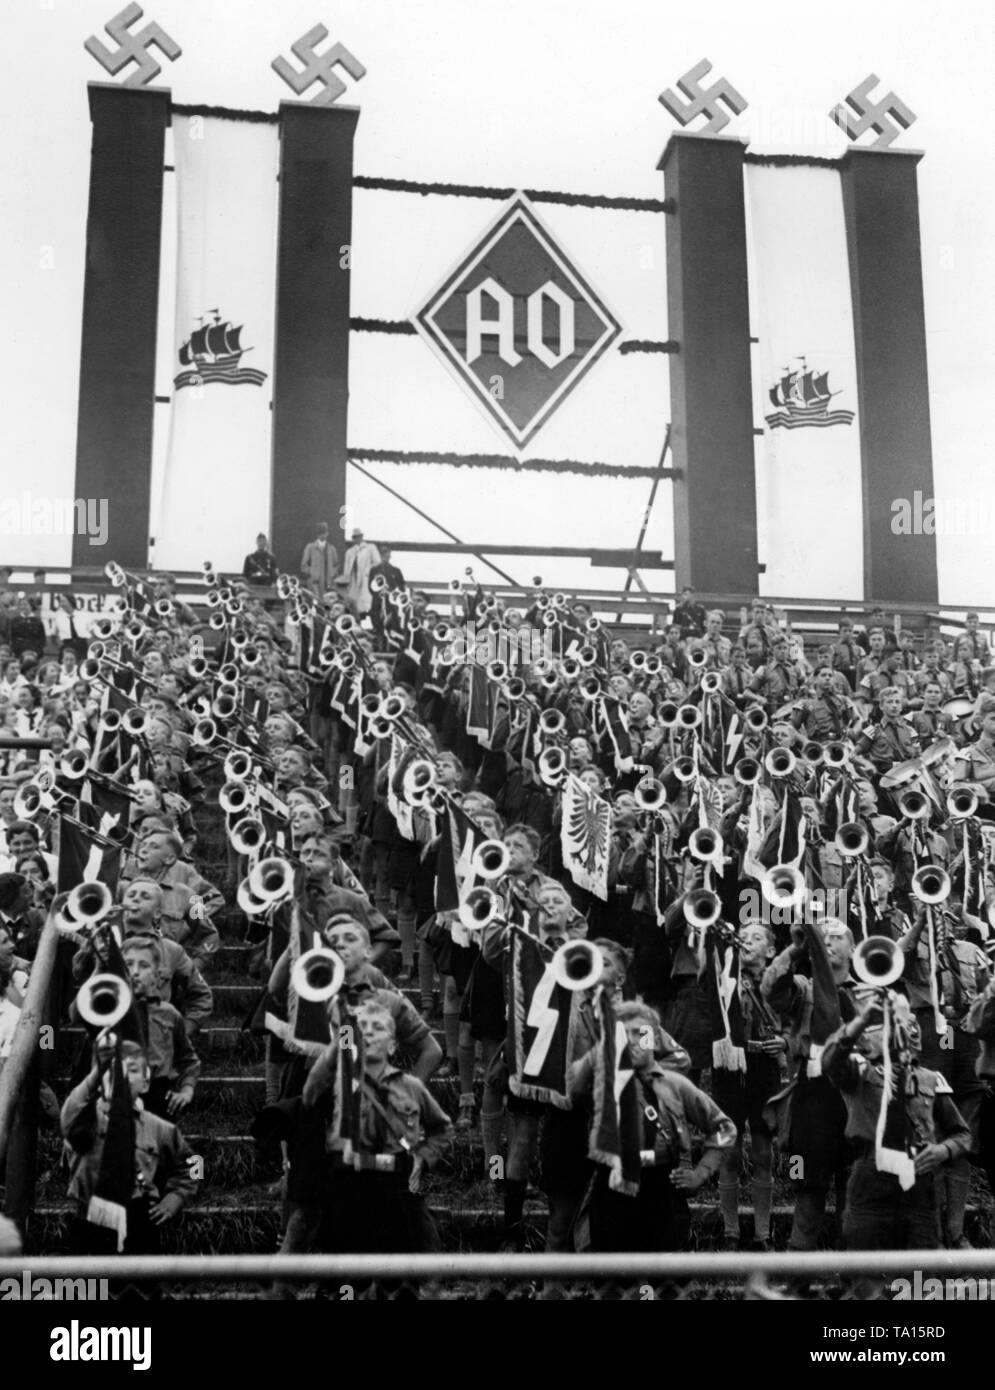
[569,1053,737,1171]
[72,931,214,1026]
[750,660,802,713]
[61,1080,199,1209]
[131,995,201,1093]
[821,1031,972,1156]
[761,948,856,1065]
[794,693,851,743]
[349,1064,452,1183]
[898,928,989,1022]
[953,741,995,796]
[912,708,955,743]
[855,714,920,772]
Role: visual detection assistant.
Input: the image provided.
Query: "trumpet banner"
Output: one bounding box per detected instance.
[154,116,278,570]
[561,773,612,900]
[506,928,575,1109]
[747,164,863,600]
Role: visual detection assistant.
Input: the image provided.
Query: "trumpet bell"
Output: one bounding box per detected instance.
[643,655,663,677]
[60,749,90,780]
[188,657,209,680]
[68,881,112,924]
[700,671,723,695]
[579,675,602,701]
[677,704,702,729]
[634,778,667,812]
[672,756,697,784]
[402,759,438,805]
[898,788,930,821]
[584,617,601,634]
[802,741,824,766]
[224,749,253,783]
[765,747,797,779]
[683,888,721,929]
[230,816,266,857]
[734,757,762,787]
[77,973,133,1030]
[760,865,807,912]
[154,598,174,619]
[538,708,566,737]
[744,707,768,733]
[560,659,581,681]
[577,645,598,669]
[193,717,217,748]
[538,745,567,787]
[471,840,511,882]
[208,611,226,631]
[335,613,358,636]
[458,887,503,932]
[823,741,848,767]
[123,708,148,738]
[486,660,508,684]
[249,857,294,905]
[911,864,951,905]
[504,676,527,702]
[835,822,869,858]
[219,780,252,815]
[291,947,345,1004]
[947,788,979,820]
[852,934,905,989]
[689,827,723,863]
[13,782,47,819]
[551,939,603,992]
[236,875,270,917]
[659,701,679,728]
[687,648,708,669]
[370,573,388,593]
[629,650,648,671]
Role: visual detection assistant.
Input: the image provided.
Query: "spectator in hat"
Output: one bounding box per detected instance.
[672,587,707,640]
[300,523,339,597]
[243,534,279,587]
[343,530,381,618]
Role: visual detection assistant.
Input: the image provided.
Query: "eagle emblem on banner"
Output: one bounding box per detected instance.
[175,310,268,390]
[561,772,612,900]
[765,357,854,430]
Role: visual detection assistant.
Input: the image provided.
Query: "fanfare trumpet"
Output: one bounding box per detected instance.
[248,857,295,905]
[734,757,762,787]
[898,788,930,821]
[76,973,133,1030]
[802,741,824,766]
[947,787,978,820]
[219,780,254,815]
[538,708,566,737]
[744,707,768,733]
[68,880,113,925]
[689,826,723,863]
[291,947,345,1003]
[550,939,603,992]
[700,671,723,695]
[402,758,438,806]
[852,934,905,989]
[760,864,807,912]
[911,864,950,905]
[671,756,697,784]
[538,745,567,787]
[634,778,667,812]
[458,887,503,932]
[677,704,702,730]
[471,840,511,882]
[683,888,721,929]
[823,741,848,768]
[224,748,254,783]
[230,816,266,857]
[687,648,708,669]
[765,747,797,779]
[835,822,869,859]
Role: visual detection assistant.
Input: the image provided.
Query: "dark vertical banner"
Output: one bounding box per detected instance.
[840,147,938,605]
[660,132,758,596]
[271,103,360,580]
[73,84,169,570]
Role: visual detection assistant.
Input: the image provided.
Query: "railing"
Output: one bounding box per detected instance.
[0,1249,993,1300]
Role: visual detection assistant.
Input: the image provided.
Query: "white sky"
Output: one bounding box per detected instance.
[1,0,992,605]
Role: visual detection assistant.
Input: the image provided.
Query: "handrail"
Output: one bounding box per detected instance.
[0,1248,993,1281]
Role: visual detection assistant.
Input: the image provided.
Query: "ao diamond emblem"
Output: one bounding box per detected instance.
[412,195,622,450]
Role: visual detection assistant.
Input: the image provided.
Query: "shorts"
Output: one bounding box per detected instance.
[711,1057,780,1140]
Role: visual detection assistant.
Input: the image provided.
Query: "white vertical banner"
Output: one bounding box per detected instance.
[154,116,278,572]
[747,164,863,600]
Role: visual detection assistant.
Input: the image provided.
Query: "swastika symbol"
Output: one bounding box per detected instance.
[830,74,917,149]
[83,4,181,88]
[658,59,748,136]
[271,26,366,106]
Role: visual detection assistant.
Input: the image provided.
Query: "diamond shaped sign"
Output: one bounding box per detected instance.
[412,195,622,451]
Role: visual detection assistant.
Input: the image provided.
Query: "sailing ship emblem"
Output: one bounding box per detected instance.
[174,310,267,390]
[765,357,854,431]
